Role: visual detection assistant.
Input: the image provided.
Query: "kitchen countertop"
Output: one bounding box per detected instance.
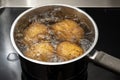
[0,8,120,80]
[1,0,120,7]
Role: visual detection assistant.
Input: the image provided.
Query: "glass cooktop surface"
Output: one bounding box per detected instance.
[0,8,120,80]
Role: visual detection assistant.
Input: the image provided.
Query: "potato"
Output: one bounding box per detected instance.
[57,41,84,60]
[24,42,54,62]
[52,19,84,43]
[24,22,48,44]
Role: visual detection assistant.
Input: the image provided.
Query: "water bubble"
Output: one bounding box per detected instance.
[80,39,92,51]
[7,53,19,61]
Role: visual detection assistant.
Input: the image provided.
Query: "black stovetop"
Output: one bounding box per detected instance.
[0,8,120,80]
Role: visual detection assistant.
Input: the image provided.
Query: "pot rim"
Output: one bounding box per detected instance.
[10,4,98,65]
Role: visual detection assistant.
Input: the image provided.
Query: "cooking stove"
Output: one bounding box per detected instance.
[0,7,120,80]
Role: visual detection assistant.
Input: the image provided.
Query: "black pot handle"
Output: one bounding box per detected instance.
[88,50,120,74]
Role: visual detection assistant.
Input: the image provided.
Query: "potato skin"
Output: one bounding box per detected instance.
[24,42,54,61]
[22,19,85,62]
[24,22,48,44]
[52,19,84,43]
[57,41,84,60]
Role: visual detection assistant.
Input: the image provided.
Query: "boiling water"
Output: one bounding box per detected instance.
[15,7,94,62]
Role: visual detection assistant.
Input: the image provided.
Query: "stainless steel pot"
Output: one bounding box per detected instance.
[10,4,120,80]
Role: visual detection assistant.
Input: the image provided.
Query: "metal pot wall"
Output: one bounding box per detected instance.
[10,4,120,80]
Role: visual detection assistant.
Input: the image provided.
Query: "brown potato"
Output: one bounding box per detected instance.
[57,41,84,60]
[24,22,48,44]
[23,19,85,62]
[52,19,84,43]
[24,42,54,61]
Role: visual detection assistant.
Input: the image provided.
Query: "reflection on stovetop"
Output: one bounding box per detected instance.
[0,8,120,80]
[21,69,87,80]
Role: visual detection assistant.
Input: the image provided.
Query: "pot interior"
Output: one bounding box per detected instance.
[12,5,97,64]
